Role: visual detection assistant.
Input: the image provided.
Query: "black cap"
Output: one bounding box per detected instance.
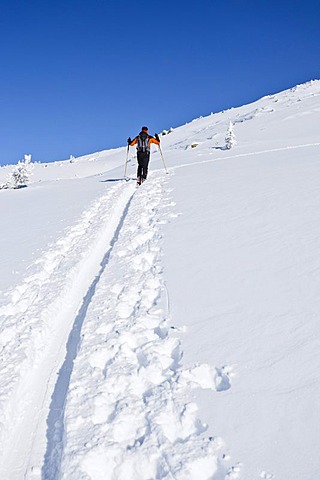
[141,126,148,131]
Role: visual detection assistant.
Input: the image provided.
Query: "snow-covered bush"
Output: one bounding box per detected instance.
[225,121,237,150]
[161,127,174,136]
[1,154,34,189]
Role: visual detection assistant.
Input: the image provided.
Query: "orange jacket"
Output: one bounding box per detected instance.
[130,135,160,149]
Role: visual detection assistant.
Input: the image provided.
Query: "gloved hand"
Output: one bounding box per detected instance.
[127,137,132,145]
[154,133,160,142]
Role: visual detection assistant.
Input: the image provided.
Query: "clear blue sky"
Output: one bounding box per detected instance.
[0,0,319,165]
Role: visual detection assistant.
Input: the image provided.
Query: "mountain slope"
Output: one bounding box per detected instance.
[1,80,320,480]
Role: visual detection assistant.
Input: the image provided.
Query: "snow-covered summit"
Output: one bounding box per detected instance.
[1,79,320,480]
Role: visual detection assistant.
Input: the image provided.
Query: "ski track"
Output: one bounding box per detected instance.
[169,142,320,172]
[0,180,136,479]
[0,172,237,480]
[53,174,236,480]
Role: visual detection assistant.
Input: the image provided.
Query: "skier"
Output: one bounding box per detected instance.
[127,127,160,185]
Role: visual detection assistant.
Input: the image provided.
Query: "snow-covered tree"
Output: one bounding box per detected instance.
[1,154,34,189]
[161,127,174,136]
[225,121,237,150]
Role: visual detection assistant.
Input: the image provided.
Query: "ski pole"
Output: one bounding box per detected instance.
[158,145,168,174]
[124,144,129,178]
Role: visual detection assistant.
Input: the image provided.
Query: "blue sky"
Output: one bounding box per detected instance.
[0,0,319,165]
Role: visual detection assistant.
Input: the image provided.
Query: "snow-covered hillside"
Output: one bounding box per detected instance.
[1,80,320,480]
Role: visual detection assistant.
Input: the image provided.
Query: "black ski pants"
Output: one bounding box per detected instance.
[137,151,150,180]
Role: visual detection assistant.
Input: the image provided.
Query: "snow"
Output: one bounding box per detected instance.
[1,80,320,479]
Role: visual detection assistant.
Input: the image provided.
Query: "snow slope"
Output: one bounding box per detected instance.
[1,80,320,479]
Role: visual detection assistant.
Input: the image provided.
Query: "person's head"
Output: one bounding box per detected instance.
[141,126,148,132]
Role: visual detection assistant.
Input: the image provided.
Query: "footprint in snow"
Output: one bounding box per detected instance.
[179,364,233,392]
[260,471,274,479]
[215,366,232,392]
[116,302,134,319]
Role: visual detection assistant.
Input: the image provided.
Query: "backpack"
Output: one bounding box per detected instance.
[137,131,150,153]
